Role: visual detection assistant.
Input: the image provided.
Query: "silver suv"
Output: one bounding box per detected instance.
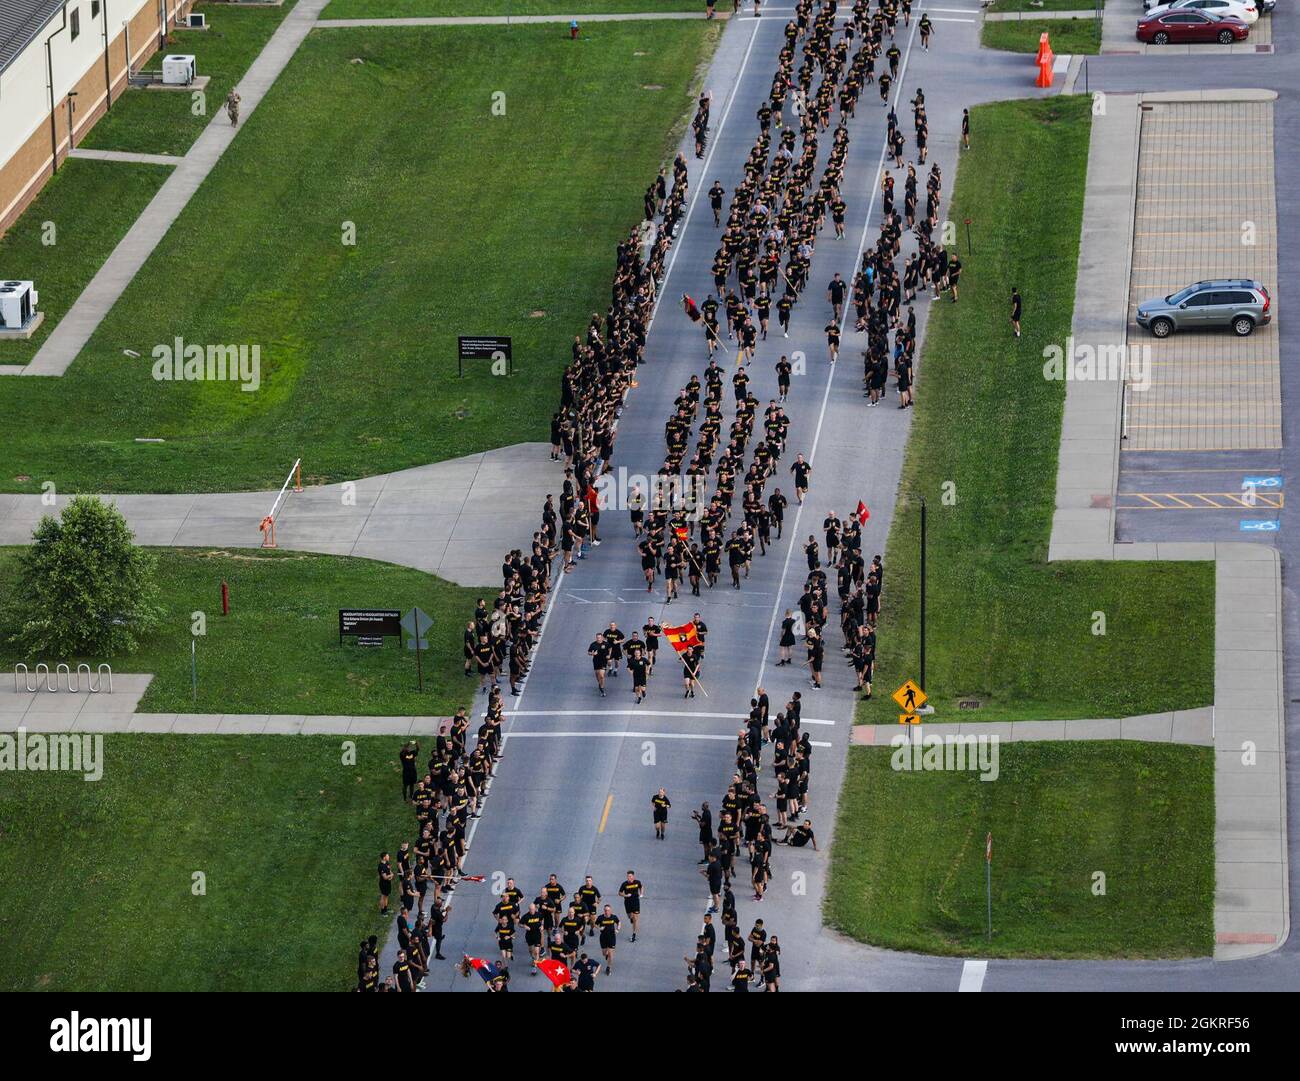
[1136,279,1272,338]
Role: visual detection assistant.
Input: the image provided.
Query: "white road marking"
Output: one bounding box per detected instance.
[958,959,988,992]
[502,708,836,725]
[509,731,833,747]
[755,16,920,692]
[929,16,976,21]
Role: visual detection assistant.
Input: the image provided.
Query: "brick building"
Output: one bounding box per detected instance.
[0,0,193,234]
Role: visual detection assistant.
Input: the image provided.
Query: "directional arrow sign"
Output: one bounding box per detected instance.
[401,606,433,651]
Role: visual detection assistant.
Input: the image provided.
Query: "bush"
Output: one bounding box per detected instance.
[7,496,161,657]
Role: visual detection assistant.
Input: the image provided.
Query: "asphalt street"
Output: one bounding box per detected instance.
[400,7,1299,992]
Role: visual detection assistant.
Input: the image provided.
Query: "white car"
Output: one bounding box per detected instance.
[1143,0,1259,22]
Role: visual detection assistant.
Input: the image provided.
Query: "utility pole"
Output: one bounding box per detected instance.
[919,497,927,693]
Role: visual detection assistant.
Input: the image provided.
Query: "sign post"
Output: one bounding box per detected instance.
[985,832,993,942]
[401,606,434,691]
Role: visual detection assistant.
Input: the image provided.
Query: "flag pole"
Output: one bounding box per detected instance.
[705,319,732,356]
[681,656,710,698]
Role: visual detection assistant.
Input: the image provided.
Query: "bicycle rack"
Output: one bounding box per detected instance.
[13,662,113,693]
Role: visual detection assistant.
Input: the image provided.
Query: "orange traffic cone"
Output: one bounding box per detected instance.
[1036,55,1054,88]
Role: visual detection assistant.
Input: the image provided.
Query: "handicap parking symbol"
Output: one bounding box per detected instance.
[1239,519,1280,532]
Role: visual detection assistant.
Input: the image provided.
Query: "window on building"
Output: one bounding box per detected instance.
[92,1,101,17]
[70,8,80,39]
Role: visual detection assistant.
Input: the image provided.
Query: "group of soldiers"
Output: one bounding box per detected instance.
[359,701,510,991]
[683,689,820,991]
[587,614,710,702]
[786,531,884,698]
[457,151,699,699]
[633,377,798,605]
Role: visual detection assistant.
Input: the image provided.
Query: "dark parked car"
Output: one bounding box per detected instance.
[1137,9,1250,42]
[1135,280,1272,338]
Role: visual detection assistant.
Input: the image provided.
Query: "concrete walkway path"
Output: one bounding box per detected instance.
[9,0,333,378]
[1048,89,1288,961]
[852,707,1215,746]
[984,9,1098,18]
[0,441,565,587]
[67,148,185,166]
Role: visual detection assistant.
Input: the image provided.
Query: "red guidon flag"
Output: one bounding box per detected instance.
[855,500,870,525]
[537,958,571,988]
[663,621,701,653]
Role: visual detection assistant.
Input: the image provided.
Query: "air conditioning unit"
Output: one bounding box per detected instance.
[161,54,196,86]
[188,13,206,28]
[0,281,38,329]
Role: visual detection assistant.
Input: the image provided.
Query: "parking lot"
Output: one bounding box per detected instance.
[1123,97,1279,453]
[1101,0,1275,54]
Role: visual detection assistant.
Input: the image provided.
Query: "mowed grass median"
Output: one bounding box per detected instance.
[0,735,411,990]
[323,0,705,16]
[0,547,484,716]
[982,17,1102,55]
[860,96,1213,724]
[0,21,719,493]
[827,742,1214,958]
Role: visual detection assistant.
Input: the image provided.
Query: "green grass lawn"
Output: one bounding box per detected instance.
[859,97,1213,724]
[0,735,411,990]
[988,0,1103,12]
[0,161,170,366]
[0,547,486,716]
[80,1,298,157]
[982,16,1102,54]
[0,21,718,494]
[826,743,1214,958]
[324,0,704,16]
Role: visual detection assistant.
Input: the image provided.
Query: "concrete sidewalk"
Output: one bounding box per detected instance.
[1049,90,1289,961]
[851,707,1215,746]
[68,148,185,166]
[0,441,564,587]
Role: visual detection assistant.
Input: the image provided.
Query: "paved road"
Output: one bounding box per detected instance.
[394,8,1064,992]
[406,12,1300,992]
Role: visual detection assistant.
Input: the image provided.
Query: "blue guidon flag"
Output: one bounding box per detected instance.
[466,956,504,983]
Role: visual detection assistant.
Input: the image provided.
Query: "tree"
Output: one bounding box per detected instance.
[8,496,161,657]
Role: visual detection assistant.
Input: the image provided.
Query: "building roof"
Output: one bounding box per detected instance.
[0,0,69,77]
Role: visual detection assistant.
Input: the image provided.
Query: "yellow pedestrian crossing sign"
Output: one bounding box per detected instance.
[892,680,927,713]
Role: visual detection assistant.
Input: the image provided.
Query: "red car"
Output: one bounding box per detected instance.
[1137,9,1250,42]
